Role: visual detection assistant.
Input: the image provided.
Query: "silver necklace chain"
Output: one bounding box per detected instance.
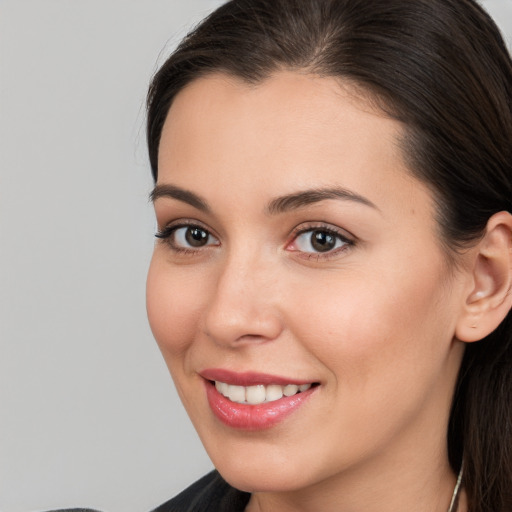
[447,465,464,512]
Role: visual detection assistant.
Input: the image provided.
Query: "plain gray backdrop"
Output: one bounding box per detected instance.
[1,1,511,511]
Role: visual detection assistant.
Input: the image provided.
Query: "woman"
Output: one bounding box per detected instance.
[145,0,512,511]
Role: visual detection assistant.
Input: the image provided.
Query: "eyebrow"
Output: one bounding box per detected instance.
[266,187,379,214]
[150,184,210,212]
[150,184,378,214]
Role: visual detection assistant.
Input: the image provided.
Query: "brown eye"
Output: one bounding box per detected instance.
[184,227,209,247]
[310,230,337,252]
[291,228,350,254]
[155,224,219,251]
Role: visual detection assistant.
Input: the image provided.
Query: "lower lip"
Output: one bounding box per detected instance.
[204,380,316,430]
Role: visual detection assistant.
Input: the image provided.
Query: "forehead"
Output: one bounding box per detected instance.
[158,71,431,218]
[161,71,397,157]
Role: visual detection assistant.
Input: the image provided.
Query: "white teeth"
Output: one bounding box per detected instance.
[283,384,299,396]
[227,384,246,403]
[265,384,283,402]
[214,380,313,404]
[246,385,266,404]
[215,381,228,395]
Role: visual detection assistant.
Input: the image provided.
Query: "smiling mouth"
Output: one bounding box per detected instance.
[212,380,317,405]
[203,374,319,429]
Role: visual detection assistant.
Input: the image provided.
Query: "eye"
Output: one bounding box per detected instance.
[288,227,352,255]
[155,224,219,251]
[174,226,211,248]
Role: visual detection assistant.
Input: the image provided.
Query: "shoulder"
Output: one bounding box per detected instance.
[152,470,250,512]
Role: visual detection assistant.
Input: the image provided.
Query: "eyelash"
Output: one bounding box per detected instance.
[155,221,219,254]
[287,223,355,260]
[155,221,355,259]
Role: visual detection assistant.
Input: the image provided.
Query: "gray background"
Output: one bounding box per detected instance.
[1,1,511,511]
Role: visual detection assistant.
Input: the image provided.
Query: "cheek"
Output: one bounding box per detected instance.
[282,261,457,458]
[146,254,207,358]
[288,254,456,391]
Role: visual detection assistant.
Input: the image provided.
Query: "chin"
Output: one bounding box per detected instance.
[201,434,329,494]
[217,462,316,494]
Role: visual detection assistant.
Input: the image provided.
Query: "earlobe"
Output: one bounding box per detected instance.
[456,211,512,343]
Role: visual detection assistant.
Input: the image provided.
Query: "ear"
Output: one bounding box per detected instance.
[456,211,512,343]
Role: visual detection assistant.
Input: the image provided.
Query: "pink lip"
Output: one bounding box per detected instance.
[200,368,313,386]
[200,369,317,431]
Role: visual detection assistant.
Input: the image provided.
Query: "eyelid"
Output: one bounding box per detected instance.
[155,219,220,252]
[290,221,355,241]
[286,222,356,258]
[156,218,215,236]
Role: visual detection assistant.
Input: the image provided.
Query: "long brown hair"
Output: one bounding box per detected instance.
[146,1,512,509]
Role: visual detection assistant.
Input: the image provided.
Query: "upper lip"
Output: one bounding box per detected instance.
[200,368,315,387]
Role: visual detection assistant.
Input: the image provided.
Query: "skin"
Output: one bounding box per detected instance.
[146,72,471,512]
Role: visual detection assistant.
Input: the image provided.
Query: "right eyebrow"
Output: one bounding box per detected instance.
[149,184,210,213]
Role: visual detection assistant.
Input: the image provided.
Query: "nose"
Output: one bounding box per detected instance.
[202,251,284,348]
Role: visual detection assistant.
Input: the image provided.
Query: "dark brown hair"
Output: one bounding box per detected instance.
[146,1,512,510]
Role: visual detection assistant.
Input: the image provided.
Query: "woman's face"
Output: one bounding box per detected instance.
[147,72,467,493]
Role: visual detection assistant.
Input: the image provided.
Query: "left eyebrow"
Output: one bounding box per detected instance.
[266,187,379,215]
